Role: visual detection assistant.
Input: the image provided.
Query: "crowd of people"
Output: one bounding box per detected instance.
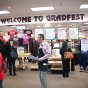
[0,34,80,88]
[0,40,18,88]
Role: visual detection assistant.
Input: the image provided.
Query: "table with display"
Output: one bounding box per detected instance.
[48,55,73,71]
[17,53,31,69]
[48,55,63,70]
[30,55,63,70]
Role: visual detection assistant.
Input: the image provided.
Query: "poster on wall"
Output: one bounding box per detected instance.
[45,28,55,40]
[69,28,78,39]
[35,29,43,40]
[81,39,88,52]
[57,28,67,39]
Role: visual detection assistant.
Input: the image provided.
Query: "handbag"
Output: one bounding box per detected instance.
[2,60,8,73]
[64,51,74,59]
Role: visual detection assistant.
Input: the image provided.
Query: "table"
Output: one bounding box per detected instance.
[17,53,31,69]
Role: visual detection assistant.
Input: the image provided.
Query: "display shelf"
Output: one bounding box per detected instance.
[30,63,38,70]
[48,55,62,71]
[48,61,62,65]
[18,53,31,58]
[17,53,31,70]
[29,55,62,71]
[48,55,61,60]
[51,67,62,71]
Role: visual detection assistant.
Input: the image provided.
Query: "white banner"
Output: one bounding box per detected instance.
[0,13,87,26]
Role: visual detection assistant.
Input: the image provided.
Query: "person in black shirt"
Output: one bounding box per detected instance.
[5,41,17,76]
[37,34,51,88]
[60,39,70,77]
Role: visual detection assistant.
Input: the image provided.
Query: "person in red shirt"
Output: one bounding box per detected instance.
[0,53,4,88]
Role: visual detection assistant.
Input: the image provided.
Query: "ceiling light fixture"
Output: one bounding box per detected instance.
[30,6,54,11]
[0,10,10,14]
[80,4,88,9]
[82,29,87,30]
[84,23,88,24]
[8,6,11,9]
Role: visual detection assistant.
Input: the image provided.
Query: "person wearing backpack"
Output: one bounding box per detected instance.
[0,52,4,88]
[5,41,18,76]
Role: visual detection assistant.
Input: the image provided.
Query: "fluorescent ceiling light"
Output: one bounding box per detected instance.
[0,10,10,14]
[80,4,88,9]
[84,23,88,24]
[30,6,54,11]
[82,29,86,30]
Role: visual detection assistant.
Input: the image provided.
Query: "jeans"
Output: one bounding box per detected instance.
[39,71,47,88]
[0,80,2,88]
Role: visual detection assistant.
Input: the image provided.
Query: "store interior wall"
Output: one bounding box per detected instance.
[0,23,88,39]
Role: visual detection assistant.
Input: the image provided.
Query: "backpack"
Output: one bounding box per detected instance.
[10,46,18,60]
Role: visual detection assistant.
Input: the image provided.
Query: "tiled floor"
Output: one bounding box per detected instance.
[3,66,88,88]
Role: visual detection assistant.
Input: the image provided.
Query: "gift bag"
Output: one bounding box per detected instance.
[2,60,8,73]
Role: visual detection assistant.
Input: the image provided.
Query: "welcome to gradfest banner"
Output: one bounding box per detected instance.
[0,14,86,25]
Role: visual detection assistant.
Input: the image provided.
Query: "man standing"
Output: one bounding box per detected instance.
[37,34,51,88]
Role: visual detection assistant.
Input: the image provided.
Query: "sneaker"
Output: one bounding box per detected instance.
[66,74,69,77]
[13,73,17,76]
[9,73,12,76]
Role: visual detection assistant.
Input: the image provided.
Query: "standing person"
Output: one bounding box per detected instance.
[5,41,18,76]
[60,39,69,77]
[37,34,51,88]
[0,40,6,60]
[0,52,4,88]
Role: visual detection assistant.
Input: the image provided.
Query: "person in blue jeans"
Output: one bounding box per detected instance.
[37,34,51,88]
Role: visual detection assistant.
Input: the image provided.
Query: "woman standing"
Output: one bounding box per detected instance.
[60,39,69,77]
[0,53,4,88]
[5,41,17,76]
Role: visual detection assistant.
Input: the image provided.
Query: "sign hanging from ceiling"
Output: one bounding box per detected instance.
[0,13,85,25]
[45,28,55,40]
[35,28,44,40]
[81,39,88,52]
[57,28,67,39]
[69,28,78,39]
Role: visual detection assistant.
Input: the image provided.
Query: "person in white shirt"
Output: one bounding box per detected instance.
[37,34,51,88]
